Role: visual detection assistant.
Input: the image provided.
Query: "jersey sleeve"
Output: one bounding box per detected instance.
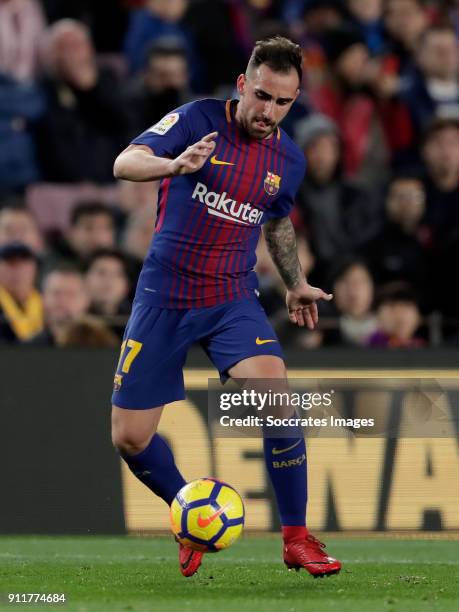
[266,153,306,220]
[130,101,197,158]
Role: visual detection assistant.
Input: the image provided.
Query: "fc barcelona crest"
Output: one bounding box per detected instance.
[264,171,281,196]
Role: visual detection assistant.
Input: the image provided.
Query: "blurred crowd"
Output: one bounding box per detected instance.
[1,0,459,349]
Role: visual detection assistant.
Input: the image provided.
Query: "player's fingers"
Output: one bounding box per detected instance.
[188,143,215,154]
[304,308,315,330]
[315,289,333,301]
[201,131,218,143]
[295,309,306,327]
[288,309,298,325]
[310,302,319,325]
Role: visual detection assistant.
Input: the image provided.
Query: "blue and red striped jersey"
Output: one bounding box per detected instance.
[132,98,306,308]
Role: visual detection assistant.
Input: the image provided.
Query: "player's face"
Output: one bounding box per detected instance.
[236,64,300,140]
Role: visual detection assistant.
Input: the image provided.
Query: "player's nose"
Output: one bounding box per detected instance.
[263,100,275,121]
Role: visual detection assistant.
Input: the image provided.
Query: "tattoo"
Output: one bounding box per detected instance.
[263,217,302,289]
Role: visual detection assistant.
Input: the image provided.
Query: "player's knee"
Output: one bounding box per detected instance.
[258,357,287,379]
[111,427,152,456]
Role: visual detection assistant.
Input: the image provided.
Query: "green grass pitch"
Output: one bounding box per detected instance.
[0,536,458,611]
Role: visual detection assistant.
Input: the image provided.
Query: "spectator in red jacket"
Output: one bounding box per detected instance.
[312,26,391,188]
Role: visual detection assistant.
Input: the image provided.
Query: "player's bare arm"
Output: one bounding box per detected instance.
[113,132,218,182]
[263,216,332,329]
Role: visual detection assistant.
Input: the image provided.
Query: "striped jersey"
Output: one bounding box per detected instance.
[132,98,306,308]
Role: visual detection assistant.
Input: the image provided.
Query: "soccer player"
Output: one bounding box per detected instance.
[111,36,342,578]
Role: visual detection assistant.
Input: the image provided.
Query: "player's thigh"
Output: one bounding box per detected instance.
[111,301,190,411]
[111,405,164,454]
[202,297,286,380]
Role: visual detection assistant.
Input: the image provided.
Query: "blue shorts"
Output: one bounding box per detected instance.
[111,296,284,409]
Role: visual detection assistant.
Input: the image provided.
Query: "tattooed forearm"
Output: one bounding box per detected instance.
[263,217,303,289]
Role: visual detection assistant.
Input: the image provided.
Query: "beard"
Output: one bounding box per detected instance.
[244,114,277,139]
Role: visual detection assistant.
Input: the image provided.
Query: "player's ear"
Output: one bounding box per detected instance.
[236,74,246,96]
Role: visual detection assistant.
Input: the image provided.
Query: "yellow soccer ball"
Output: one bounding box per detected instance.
[170,478,245,552]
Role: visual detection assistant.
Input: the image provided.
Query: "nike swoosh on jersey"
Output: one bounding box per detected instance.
[210,155,235,166]
[272,440,302,455]
[256,337,277,345]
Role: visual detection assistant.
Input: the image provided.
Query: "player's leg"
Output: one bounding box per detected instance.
[112,404,202,576]
[110,302,204,577]
[228,355,309,535]
[112,405,186,505]
[111,302,191,503]
[203,297,341,576]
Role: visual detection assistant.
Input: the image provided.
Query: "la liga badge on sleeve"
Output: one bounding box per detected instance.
[149,113,180,135]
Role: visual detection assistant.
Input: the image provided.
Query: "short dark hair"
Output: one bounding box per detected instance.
[326,256,372,291]
[41,263,84,290]
[418,23,457,49]
[85,247,129,276]
[422,116,459,146]
[247,36,303,83]
[375,281,418,309]
[147,36,187,63]
[70,201,113,227]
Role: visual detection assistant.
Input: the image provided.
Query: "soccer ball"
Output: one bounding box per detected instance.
[170,478,245,552]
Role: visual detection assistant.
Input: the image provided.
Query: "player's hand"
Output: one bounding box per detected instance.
[169,132,218,176]
[286,283,333,329]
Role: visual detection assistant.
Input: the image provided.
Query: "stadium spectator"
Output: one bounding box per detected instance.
[30,266,89,346]
[421,118,459,319]
[124,0,197,79]
[345,0,385,56]
[312,26,391,187]
[400,25,459,137]
[0,242,43,343]
[0,203,44,254]
[0,0,46,81]
[118,180,159,214]
[35,19,129,183]
[85,248,131,338]
[122,206,156,262]
[48,201,116,266]
[367,281,424,347]
[292,1,346,97]
[182,0,248,92]
[294,114,381,281]
[300,0,345,34]
[124,38,191,139]
[363,172,430,307]
[422,118,459,244]
[59,314,119,347]
[321,258,378,346]
[381,0,429,95]
[41,0,130,54]
[0,74,45,192]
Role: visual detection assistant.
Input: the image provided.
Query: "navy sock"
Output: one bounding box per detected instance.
[121,433,186,505]
[263,435,307,526]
